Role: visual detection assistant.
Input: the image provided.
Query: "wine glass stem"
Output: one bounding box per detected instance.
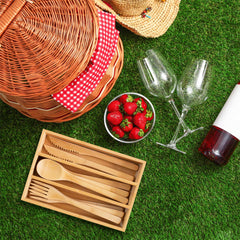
[168,99,188,132]
[169,107,189,144]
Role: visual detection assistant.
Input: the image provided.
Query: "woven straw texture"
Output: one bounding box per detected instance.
[95,0,181,38]
[0,0,98,97]
[0,38,124,122]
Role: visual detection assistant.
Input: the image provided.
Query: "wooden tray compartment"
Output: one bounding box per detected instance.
[22,129,146,231]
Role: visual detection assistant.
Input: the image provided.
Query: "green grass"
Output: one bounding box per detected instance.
[1,0,240,239]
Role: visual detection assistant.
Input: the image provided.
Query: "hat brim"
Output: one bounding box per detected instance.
[95,0,181,38]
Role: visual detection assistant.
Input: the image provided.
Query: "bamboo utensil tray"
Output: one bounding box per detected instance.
[21,129,146,231]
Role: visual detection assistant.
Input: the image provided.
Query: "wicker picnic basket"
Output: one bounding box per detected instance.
[0,0,123,122]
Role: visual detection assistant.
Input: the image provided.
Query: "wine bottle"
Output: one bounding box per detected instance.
[199,82,240,165]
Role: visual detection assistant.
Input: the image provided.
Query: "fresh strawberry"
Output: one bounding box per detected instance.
[120,118,133,132]
[111,126,125,138]
[133,97,147,112]
[107,111,123,125]
[133,112,147,129]
[118,94,133,104]
[129,127,144,140]
[124,115,133,123]
[107,100,121,112]
[144,109,154,121]
[143,121,152,133]
[123,102,138,115]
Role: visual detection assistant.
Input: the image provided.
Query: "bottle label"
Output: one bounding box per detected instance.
[214,84,240,140]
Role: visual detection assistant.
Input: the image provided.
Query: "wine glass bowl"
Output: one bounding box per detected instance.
[177,59,210,108]
[137,49,177,100]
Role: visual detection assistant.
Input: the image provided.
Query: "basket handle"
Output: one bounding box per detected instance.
[0,0,32,38]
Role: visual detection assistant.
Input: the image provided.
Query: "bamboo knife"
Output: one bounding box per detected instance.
[48,136,139,171]
[44,144,134,181]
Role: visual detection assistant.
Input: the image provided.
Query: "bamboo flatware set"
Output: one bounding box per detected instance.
[36,158,129,204]
[22,129,146,231]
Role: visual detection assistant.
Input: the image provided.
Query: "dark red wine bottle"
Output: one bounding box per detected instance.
[199,82,240,165]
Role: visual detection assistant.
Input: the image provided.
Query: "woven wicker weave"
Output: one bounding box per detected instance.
[0,38,124,122]
[0,0,98,97]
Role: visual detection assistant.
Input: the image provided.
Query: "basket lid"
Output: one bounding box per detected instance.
[0,0,99,98]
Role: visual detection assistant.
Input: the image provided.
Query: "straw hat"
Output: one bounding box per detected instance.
[95,0,181,38]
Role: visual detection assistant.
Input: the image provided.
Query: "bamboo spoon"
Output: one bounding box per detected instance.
[36,159,128,204]
[37,158,129,197]
[77,174,129,197]
[29,180,122,224]
[80,175,131,191]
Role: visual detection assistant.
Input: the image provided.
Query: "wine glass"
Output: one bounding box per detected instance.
[156,58,211,153]
[137,49,190,152]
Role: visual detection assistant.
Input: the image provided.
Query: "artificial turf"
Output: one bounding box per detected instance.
[1,0,240,239]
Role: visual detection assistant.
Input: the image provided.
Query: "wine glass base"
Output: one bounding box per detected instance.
[156,142,186,154]
[176,126,204,143]
[189,126,204,134]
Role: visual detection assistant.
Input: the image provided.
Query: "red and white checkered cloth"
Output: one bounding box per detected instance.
[52,10,119,112]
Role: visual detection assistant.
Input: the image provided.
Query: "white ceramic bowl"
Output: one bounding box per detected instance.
[104,92,156,143]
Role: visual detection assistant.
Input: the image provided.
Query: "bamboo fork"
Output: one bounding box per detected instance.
[29,180,122,224]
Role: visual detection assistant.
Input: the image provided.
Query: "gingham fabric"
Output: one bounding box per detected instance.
[52,10,119,112]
